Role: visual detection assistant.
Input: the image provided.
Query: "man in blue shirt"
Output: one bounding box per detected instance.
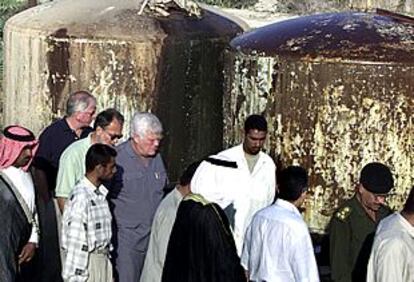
[109,112,168,282]
[32,90,96,282]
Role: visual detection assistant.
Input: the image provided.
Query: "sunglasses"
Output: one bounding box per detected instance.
[105,130,123,141]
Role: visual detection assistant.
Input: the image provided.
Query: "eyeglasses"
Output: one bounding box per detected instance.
[105,130,123,141]
[82,109,96,117]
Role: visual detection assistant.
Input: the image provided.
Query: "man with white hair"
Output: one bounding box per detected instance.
[109,112,168,282]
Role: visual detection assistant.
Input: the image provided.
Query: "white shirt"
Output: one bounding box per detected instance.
[2,166,39,243]
[241,199,319,282]
[191,144,276,254]
[140,188,184,282]
[367,212,414,282]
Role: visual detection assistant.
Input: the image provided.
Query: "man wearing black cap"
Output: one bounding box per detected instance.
[329,162,394,282]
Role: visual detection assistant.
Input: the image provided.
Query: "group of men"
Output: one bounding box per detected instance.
[0,91,167,282]
[0,89,413,282]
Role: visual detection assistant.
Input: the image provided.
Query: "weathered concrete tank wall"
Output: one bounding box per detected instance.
[2,0,243,180]
[351,0,414,13]
[226,11,414,232]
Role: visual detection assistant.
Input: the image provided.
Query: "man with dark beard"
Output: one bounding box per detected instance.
[0,125,39,281]
[191,114,276,255]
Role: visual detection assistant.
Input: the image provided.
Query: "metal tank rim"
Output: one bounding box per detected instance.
[5,0,243,43]
[230,9,414,64]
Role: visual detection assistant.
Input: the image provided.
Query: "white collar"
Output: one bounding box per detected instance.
[80,177,108,197]
[275,198,301,216]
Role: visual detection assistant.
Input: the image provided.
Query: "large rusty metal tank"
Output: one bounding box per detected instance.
[226,10,414,232]
[2,0,243,180]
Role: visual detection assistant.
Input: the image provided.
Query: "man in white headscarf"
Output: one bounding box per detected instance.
[191,114,276,254]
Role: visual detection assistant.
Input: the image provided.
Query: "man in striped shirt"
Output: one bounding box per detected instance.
[61,144,117,282]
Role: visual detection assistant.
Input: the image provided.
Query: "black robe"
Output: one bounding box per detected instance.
[0,175,32,282]
[162,194,245,282]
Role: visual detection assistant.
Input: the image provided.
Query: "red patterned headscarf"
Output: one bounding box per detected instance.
[0,125,38,171]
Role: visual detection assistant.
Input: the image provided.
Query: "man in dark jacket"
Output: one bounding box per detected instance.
[329,162,394,282]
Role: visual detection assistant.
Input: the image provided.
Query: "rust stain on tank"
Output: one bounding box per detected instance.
[226,11,414,233]
[2,0,243,180]
[46,28,70,113]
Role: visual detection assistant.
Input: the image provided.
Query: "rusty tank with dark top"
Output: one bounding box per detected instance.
[225,10,414,233]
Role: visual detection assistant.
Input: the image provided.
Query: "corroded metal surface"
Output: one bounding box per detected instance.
[351,0,414,14]
[225,11,414,233]
[231,11,414,63]
[2,0,242,180]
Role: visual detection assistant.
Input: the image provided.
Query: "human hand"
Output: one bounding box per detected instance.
[18,242,36,264]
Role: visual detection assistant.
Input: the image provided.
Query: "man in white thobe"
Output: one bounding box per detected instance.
[367,186,414,282]
[191,114,276,254]
[140,162,200,282]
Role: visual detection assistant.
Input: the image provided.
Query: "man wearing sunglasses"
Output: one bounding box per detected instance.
[329,162,394,282]
[55,108,124,213]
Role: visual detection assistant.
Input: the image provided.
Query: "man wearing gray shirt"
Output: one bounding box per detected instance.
[109,112,167,282]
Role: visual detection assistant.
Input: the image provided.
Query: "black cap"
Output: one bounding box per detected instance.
[360,162,394,194]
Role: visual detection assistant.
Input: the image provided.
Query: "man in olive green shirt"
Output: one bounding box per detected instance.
[329,162,393,282]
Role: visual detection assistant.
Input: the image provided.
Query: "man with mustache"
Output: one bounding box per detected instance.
[55,108,124,212]
[61,144,117,282]
[329,162,394,282]
[0,125,39,281]
[191,114,276,255]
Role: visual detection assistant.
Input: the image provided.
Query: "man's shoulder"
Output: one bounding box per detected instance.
[258,151,275,167]
[114,140,132,158]
[252,204,283,221]
[253,204,307,232]
[61,137,90,158]
[218,144,242,157]
[332,198,355,223]
[156,190,181,216]
[374,231,408,256]
[68,183,91,202]
[376,213,405,238]
[39,118,65,138]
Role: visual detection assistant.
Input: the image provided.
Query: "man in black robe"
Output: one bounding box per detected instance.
[162,193,246,282]
[0,125,39,281]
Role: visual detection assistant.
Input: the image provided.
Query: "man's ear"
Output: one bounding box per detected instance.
[95,126,104,135]
[131,134,139,143]
[95,164,104,174]
[356,183,363,194]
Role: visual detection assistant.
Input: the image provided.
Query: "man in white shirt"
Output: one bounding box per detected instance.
[140,161,200,282]
[0,125,39,281]
[191,114,276,254]
[241,166,319,282]
[367,186,414,282]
